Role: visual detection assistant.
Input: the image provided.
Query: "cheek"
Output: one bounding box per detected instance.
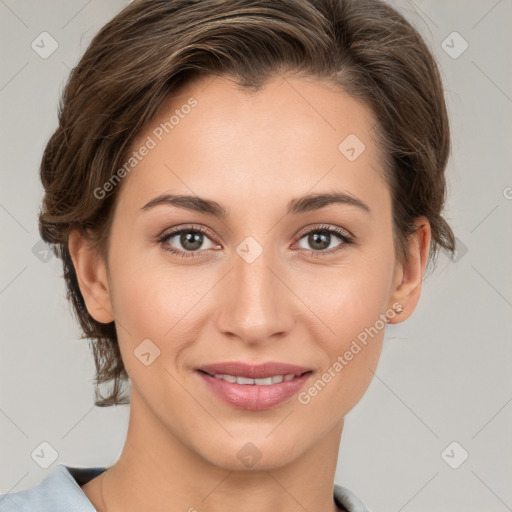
[108,241,204,331]
[292,251,393,411]
[107,250,216,377]
[295,250,394,341]
[296,274,387,418]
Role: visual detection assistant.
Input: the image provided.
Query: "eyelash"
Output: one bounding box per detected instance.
[157,224,354,259]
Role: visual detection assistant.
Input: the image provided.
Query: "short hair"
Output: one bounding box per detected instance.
[38,0,456,406]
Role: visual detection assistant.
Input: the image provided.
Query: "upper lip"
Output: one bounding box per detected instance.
[197,362,312,379]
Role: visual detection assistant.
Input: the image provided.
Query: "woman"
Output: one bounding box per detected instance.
[0,0,455,510]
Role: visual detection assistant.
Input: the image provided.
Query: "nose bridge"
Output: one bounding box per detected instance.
[216,239,292,342]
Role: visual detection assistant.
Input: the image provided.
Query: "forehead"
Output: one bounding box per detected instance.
[115,73,388,217]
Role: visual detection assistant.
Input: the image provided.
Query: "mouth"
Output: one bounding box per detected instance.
[195,362,313,410]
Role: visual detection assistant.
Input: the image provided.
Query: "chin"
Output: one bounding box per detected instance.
[197,434,308,472]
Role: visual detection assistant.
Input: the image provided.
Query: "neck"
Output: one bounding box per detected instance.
[99,388,344,512]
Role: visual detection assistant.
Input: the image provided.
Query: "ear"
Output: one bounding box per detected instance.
[68,227,114,324]
[387,217,431,324]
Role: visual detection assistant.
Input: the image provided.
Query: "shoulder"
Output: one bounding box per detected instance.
[0,464,106,512]
[333,482,371,512]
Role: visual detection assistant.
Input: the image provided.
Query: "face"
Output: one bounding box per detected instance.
[73,73,426,471]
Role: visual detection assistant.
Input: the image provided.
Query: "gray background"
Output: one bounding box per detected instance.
[1,1,511,510]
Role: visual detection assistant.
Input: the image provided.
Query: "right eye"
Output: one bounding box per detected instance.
[158,225,221,258]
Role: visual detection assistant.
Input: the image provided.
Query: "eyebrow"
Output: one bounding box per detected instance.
[140,191,371,217]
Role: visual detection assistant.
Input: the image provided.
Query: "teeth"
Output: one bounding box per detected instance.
[212,373,297,385]
[218,374,236,383]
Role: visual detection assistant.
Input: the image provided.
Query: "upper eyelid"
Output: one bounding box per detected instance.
[295,224,352,239]
[161,224,217,241]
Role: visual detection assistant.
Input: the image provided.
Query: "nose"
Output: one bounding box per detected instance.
[215,243,295,346]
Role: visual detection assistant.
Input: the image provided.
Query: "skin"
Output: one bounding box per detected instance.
[70,73,430,512]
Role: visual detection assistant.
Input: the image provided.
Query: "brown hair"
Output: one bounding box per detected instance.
[38,0,456,406]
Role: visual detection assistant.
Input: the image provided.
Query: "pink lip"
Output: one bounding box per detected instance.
[197,361,311,379]
[196,361,313,411]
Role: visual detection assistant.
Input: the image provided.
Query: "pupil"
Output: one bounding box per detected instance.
[181,231,202,250]
[310,231,329,250]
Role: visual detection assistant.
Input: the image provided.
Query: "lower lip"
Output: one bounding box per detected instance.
[197,371,313,411]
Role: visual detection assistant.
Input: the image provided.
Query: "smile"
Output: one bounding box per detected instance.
[208,372,299,385]
[196,369,313,410]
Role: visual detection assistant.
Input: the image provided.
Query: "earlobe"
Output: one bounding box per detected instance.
[68,227,114,324]
[387,218,431,324]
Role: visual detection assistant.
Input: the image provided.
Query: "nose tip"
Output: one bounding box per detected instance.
[214,252,293,344]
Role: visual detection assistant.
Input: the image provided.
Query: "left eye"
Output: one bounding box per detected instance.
[295,227,352,254]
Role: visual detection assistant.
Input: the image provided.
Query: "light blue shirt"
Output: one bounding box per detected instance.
[0,464,370,511]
